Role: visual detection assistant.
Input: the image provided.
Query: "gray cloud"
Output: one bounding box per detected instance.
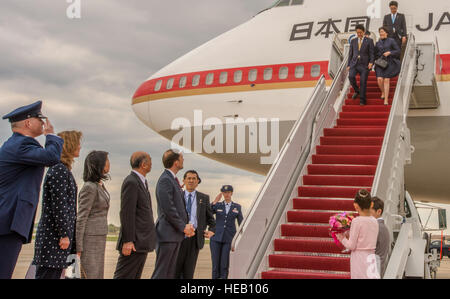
[0,0,274,225]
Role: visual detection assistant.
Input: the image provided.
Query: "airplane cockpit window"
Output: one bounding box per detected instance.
[274,0,304,7]
[279,67,289,80]
[192,74,200,87]
[179,76,187,88]
[311,65,321,77]
[295,66,304,78]
[166,78,174,90]
[248,69,258,82]
[264,68,273,81]
[206,73,214,85]
[219,71,228,84]
[234,70,243,83]
[154,80,162,91]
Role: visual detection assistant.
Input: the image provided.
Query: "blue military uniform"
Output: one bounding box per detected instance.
[0,101,63,279]
[210,185,243,279]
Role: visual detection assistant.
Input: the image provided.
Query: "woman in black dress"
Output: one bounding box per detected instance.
[375,27,401,105]
[32,131,82,279]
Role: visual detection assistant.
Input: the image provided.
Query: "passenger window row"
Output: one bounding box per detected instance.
[154,64,321,91]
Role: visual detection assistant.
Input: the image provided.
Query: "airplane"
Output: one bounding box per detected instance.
[131,0,450,205]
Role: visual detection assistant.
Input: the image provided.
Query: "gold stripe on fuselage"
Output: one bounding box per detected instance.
[132,80,333,105]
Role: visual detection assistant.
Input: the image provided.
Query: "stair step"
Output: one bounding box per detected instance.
[339,112,390,119]
[303,175,373,187]
[274,238,346,254]
[345,99,393,105]
[292,198,356,211]
[324,127,385,137]
[261,269,350,279]
[281,224,331,238]
[298,186,370,198]
[308,164,377,175]
[320,136,384,146]
[342,105,392,112]
[336,118,388,126]
[351,87,395,93]
[268,254,350,272]
[312,154,379,165]
[288,210,349,224]
[316,145,381,155]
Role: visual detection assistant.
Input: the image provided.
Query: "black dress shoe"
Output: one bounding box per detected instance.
[360,102,366,106]
[352,92,360,99]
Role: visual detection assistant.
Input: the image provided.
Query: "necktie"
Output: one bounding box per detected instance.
[392,14,396,24]
[145,179,149,190]
[186,193,192,217]
[358,38,362,51]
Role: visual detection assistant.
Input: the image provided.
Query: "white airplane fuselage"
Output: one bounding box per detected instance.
[132,0,450,204]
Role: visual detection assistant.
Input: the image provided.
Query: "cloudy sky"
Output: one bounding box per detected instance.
[0,0,278,226]
[1,0,449,234]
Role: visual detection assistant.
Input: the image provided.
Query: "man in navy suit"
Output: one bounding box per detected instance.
[347,24,375,105]
[0,101,63,279]
[210,185,243,279]
[151,149,195,279]
[383,1,407,48]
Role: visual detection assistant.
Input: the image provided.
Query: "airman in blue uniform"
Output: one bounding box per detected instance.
[210,185,243,279]
[0,101,63,279]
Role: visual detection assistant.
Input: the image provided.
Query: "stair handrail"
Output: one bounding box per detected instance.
[228,75,328,279]
[371,33,417,239]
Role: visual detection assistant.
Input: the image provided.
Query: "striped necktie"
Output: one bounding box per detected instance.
[186,193,192,217]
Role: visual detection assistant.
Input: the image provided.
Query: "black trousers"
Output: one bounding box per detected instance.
[35,266,63,279]
[0,233,24,279]
[151,242,181,279]
[175,236,200,279]
[349,64,369,104]
[113,252,148,279]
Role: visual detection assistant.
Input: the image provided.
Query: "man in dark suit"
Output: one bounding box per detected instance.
[151,149,195,279]
[210,185,244,279]
[383,1,407,49]
[114,152,156,279]
[347,24,375,106]
[370,197,391,277]
[175,170,216,279]
[0,101,63,279]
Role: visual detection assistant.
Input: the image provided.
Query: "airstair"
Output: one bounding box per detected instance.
[229,33,439,279]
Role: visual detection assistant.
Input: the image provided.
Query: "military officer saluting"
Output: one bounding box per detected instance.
[210,185,243,279]
[0,100,63,279]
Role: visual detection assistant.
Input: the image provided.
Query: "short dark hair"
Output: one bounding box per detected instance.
[355,24,365,32]
[389,1,398,7]
[379,26,389,34]
[354,189,372,210]
[184,170,201,184]
[130,153,149,169]
[162,149,180,169]
[371,197,384,213]
[83,150,109,183]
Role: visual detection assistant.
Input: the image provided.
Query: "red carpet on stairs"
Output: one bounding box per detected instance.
[261,72,394,279]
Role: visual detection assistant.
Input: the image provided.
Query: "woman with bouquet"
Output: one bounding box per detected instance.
[336,189,379,279]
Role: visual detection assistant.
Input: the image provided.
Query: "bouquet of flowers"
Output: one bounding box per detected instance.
[329,212,355,247]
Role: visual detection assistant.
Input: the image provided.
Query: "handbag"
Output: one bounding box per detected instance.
[375,57,388,69]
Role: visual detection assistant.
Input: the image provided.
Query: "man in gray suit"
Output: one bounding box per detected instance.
[371,197,391,277]
[114,152,156,279]
[151,149,195,279]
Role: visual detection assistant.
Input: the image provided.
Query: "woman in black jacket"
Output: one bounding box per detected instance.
[32,130,82,279]
[375,27,401,105]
